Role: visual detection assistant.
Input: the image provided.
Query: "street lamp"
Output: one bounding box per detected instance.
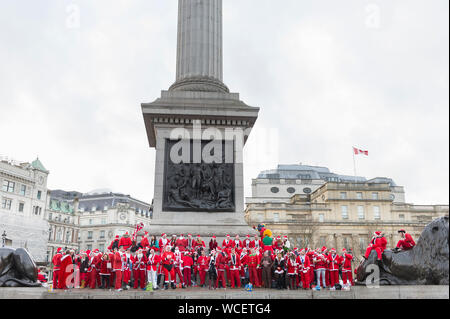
[2,231,7,248]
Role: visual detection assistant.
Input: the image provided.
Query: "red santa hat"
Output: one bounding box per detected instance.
[180,234,184,237]
[342,248,347,252]
[374,231,382,236]
[125,232,129,235]
[276,236,281,240]
[162,233,166,237]
[197,234,201,238]
[212,235,216,239]
[321,246,327,252]
[330,248,336,253]
[226,234,230,237]
[300,249,305,254]
[246,235,250,238]
[283,236,288,239]
[56,247,62,253]
[188,234,192,237]
[115,235,119,239]
[144,231,149,236]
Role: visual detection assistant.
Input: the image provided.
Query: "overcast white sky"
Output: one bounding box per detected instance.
[0,0,448,205]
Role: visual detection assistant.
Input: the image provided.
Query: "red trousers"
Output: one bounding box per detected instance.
[216,270,226,288]
[183,268,192,287]
[53,270,60,288]
[329,270,339,287]
[342,271,353,285]
[199,269,207,285]
[174,267,184,284]
[133,269,146,289]
[229,269,241,288]
[163,266,175,283]
[248,267,259,287]
[325,269,330,286]
[123,269,131,284]
[89,269,97,289]
[300,271,310,289]
[365,246,383,260]
[114,270,122,290]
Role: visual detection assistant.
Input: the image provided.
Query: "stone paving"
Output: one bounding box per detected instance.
[0,286,448,299]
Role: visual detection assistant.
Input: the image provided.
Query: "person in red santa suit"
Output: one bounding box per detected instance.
[58,250,74,290]
[215,249,227,289]
[159,233,169,253]
[272,236,283,252]
[286,252,298,290]
[306,248,315,288]
[173,246,185,288]
[133,248,148,290]
[51,247,63,289]
[320,246,331,287]
[161,245,177,289]
[242,235,252,250]
[247,248,261,288]
[341,248,355,288]
[222,234,233,249]
[364,231,386,261]
[147,248,160,290]
[122,248,132,289]
[182,251,194,287]
[108,235,120,251]
[119,232,133,250]
[140,232,150,249]
[233,235,243,254]
[396,229,416,251]
[209,235,219,253]
[111,246,125,291]
[239,248,249,284]
[194,235,206,251]
[175,234,187,252]
[87,250,101,289]
[250,234,262,250]
[197,249,209,287]
[313,248,327,289]
[228,248,241,288]
[297,249,311,289]
[99,252,111,289]
[327,248,341,289]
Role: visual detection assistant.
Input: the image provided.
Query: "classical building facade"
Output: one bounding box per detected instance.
[0,157,50,263]
[76,191,152,252]
[245,165,449,262]
[45,190,82,262]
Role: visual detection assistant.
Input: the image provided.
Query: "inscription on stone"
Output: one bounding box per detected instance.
[163,139,235,212]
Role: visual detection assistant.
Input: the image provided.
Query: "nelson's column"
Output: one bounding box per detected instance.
[142,0,259,238]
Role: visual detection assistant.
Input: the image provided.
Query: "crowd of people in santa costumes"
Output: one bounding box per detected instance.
[47,227,416,291]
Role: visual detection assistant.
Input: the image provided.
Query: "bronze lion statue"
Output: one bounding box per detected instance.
[0,247,42,287]
[357,216,449,285]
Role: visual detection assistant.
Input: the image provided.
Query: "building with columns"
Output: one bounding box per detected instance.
[245,165,449,262]
[45,190,81,262]
[76,191,152,252]
[0,156,50,263]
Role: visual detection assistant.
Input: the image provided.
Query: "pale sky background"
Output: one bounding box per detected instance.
[0,0,448,205]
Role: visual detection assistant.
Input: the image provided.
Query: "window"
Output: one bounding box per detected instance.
[20,185,26,196]
[65,231,71,243]
[373,206,381,219]
[87,231,93,240]
[270,187,280,194]
[34,206,41,215]
[273,213,280,222]
[357,206,365,219]
[318,213,325,222]
[303,187,312,194]
[18,202,24,212]
[37,191,42,200]
[340,192,347,200]
[399,214,405,220]
[341,206,349,219]
[2,198,12,210]
[356,192,363,200]
[89,219,93,225]
[101,218,106,225]
[91,206,96,212]
[2,180,15,193]
[100,230,105,239]
[343,237,350,250]
[103,206,108,211]
[287,187,296,194]
[99,244,105,252]
[359,237,367,253]
[372,192,379,200]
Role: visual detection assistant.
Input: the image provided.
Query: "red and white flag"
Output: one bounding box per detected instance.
[353,147,368,156]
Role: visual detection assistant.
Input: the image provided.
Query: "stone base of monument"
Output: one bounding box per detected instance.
[145,211,256,241]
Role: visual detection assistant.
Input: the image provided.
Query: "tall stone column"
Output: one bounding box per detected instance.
[170,0,229,93]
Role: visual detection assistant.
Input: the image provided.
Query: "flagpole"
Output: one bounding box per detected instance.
[352,147,357,179]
